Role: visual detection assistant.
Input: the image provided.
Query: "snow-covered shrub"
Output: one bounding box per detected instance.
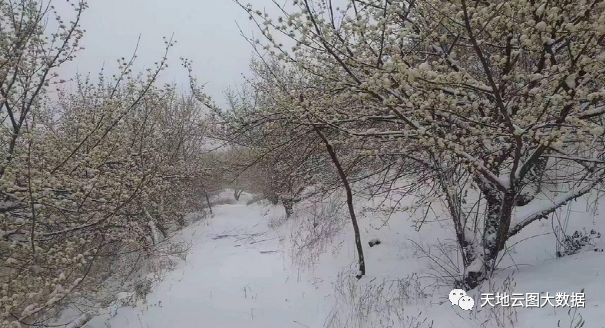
[556,294,586,328]
[115,292,136,308]
[133,279,153,304]
[557,229,602,257]
[267,211,290,229]
[474,275,519,328]
[211,196,237,206]
[183,212,206,225]
[410,239,466,288]
[327,269,430,328]
[246,194,265,206]
[288,194,348,269]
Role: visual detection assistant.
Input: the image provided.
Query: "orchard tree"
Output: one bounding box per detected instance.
[0,1,213,326]
[217,59,331,217]
[240,0,605,287]
[221,55,377,275]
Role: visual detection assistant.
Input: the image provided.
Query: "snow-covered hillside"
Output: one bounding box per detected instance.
[82,192,605,328]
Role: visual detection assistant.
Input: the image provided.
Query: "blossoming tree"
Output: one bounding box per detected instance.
[0,1,213,326]
[239,0,605,287]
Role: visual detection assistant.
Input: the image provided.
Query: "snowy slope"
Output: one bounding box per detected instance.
[83,192,605,328]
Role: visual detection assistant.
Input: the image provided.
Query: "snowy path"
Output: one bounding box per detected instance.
[87,204,329,328]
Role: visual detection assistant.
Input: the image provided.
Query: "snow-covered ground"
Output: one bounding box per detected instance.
[86,198,331,328]
[83,192,605,328]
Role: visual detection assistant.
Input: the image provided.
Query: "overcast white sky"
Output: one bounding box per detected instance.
[60,0,279,106]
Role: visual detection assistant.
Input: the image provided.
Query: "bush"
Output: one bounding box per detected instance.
[556,229,602,257]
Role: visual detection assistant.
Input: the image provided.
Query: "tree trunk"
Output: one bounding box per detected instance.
[204,191,212,214]
[268,193,279,205]
[465,187,515,289]
[234,189,243,201]
[314,126,366,278]
[283,198,294,218]
[159,196,165,223]
[155,221,169,239]
[143,207,167,244]
[516,157,548,206]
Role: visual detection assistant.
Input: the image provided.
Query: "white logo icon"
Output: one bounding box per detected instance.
[449,289,474,310]
[458,295,475,310]
[449,289,467,305]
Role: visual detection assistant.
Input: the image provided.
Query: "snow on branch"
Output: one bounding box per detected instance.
[65,313,92,328]
[454,148,509,192]
[509,177,604,237]
[543,154,605,164]
[578,105,605,119]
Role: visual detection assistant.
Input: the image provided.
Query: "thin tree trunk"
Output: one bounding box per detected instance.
[283,198,294,218]
[268,193,279,205]
[159,196,165,222]
[143,208,164,244]
[314,126,366,278]
[204,190,213,215]
[200,180,213,215]
[234,189,241,201]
